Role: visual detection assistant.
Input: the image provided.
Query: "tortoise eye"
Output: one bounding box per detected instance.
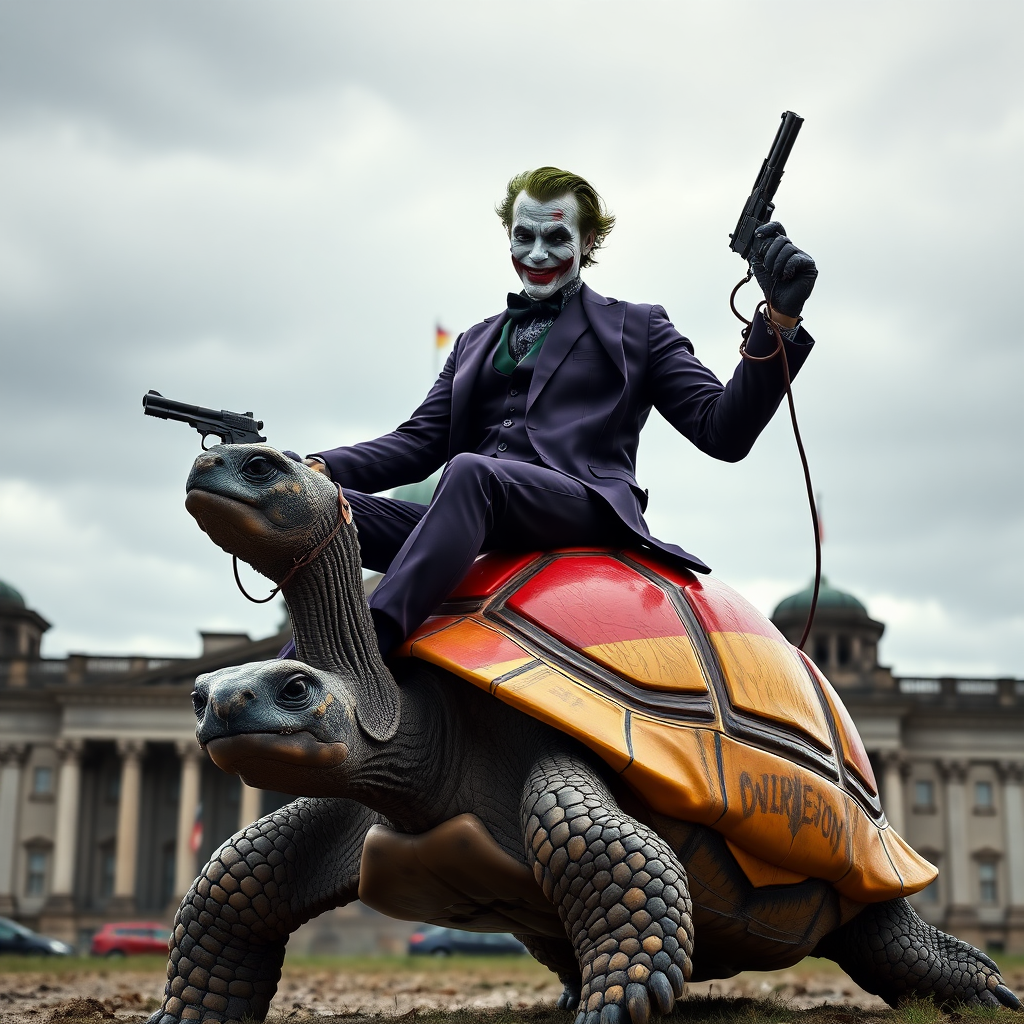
[276,673,314,710]
[241,454,276,481]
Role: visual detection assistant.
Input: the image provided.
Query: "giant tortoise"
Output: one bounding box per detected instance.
[152,444,1021,1024]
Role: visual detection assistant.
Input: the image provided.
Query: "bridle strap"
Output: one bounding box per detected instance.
[233,483,351,604]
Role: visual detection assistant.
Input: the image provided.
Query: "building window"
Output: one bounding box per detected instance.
[974,780,994,813]
[914,779,935,811]
[837,635,851,666]
[31,766,53,797]
[979,862,998,904]
[100,847,116,897]
[105,771,121,803]
[814,637,829,667]
[161,844,176,906]
[25,850,48,896]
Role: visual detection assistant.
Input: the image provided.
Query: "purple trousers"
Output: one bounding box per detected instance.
[350,453,626,647]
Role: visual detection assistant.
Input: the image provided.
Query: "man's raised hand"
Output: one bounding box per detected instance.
[749,221,817,320]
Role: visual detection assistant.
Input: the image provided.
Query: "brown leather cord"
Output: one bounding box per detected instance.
[731,271,821,651]
[233,483,353,604]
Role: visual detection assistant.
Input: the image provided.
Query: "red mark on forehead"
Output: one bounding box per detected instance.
[550,210,564,220]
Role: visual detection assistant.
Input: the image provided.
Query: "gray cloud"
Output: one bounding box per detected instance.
[0,1,1020,675]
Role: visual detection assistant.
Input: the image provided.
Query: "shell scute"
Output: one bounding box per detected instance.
[505,555,707,694]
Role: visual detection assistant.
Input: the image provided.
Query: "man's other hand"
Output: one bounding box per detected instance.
[749,221,817,319]
[283,450,331,476]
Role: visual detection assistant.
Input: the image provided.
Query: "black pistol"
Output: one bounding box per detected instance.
[729,110,804,260]
[142,391,266,448]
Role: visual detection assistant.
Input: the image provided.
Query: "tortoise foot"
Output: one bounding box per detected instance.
[524,754,693,1024]
[557,980,582,1010]
[817,897,1023,1010]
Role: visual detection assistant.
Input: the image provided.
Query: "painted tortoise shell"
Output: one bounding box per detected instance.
[397,548,936,904]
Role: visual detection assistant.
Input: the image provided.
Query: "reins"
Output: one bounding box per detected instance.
[233,483,353,604]
[730,270,821,651]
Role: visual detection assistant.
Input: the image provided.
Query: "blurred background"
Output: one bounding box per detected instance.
[0,0,1020,675]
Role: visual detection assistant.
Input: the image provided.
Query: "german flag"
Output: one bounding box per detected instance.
[435,324,452,349]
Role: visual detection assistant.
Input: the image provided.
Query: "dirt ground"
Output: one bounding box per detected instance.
[1,955,1022,1024]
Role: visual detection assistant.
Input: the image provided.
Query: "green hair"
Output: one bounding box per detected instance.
[496,166,615,269]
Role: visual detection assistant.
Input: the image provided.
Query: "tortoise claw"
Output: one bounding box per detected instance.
[994,983,1023,1011]
[600,1004,626,1024]
[626,982,651,1024]
[649,972,675,1016]
[558,982,582,1011]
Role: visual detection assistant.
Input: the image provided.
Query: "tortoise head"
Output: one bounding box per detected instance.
[185,444,340,581]
[193,659,358,795]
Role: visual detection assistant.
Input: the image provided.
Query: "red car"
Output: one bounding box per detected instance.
[90,921,170,957]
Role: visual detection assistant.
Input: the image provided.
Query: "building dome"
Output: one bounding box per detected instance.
[0,578,26,607]
[773,576,869,620]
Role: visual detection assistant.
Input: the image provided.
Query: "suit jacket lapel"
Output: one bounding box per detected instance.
[527,292,589,413]
[528,284,627,412]
[449,313,506,456]
[582,284,627,378]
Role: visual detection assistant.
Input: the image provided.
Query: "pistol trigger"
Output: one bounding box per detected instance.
[201,433,214,451]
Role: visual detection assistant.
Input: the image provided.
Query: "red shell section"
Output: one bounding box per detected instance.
[449,551,541,599]
[506,556,689,648]
[682,573,782,639]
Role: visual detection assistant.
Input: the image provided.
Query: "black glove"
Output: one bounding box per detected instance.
[749,221,817,318]
[282,450,303,463]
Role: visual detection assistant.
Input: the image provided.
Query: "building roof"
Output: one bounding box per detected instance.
[0,578,26,608]
[773,576,870,619]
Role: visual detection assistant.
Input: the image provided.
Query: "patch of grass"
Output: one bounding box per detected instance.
[0,954,169,974]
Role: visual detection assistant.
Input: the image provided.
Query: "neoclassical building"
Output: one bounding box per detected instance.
[1,572,1021,953]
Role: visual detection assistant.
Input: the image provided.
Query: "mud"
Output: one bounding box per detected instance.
[1,958,1021,1023]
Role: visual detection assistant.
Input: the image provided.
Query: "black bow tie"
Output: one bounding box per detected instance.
[506,292,561,323]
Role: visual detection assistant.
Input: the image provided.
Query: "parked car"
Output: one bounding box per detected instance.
[90,921,171,957]
[0,916,73,956]
[408,925,527,956]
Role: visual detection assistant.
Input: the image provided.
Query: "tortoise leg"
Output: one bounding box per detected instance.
[149,797,378,1024]
[516,932,582,1010]
[815,898,1023,1010]
[523,751,694,1024]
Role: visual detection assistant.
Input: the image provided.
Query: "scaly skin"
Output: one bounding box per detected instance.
[815,898,1023,1010]
[523,751,693,1024]
[150,798,377,1024]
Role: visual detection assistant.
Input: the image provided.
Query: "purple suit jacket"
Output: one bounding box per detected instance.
[315,283,814,573]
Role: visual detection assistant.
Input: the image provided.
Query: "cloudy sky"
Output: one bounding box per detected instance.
[0,1,1020,676]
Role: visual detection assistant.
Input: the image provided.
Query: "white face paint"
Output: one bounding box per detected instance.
[509,192,593,300]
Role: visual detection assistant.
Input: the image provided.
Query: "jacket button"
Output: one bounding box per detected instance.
[508,407,516,413]
[503,418,513,428]
[497,443,508,452]
[509,388,519,396]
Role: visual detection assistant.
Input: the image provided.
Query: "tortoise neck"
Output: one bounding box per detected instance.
[283,525,400,742]
[347,673,466,829]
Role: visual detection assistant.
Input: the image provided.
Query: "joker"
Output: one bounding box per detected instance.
[301,166,817,656]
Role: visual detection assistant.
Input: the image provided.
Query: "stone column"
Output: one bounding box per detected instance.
[940,759,979,941]
[998,760,1024,952]
[45,740,84,915]
[880,751,907,835]
[172,742,203,902]
[108,739,145,915]
[0,744,28,915]
[239,782,262,832]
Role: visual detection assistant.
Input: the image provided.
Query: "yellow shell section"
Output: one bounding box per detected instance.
[709,631,833,751]
[403,613,937,904]
[583,636,709,693]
